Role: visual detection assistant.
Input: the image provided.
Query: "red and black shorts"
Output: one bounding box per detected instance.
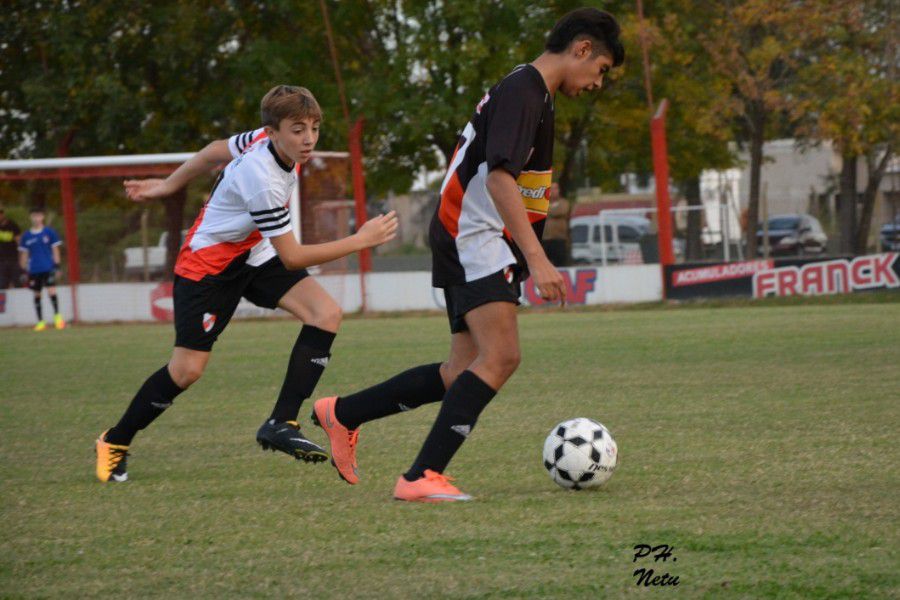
[173,256,309,351]
[442,266,522,334]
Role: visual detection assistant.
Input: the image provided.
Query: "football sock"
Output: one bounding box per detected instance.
[334,363,445,430]
[105,366,185,445]
[50,294,58,314]
[269,325,336,423]
[404,370,496,481]
[33,296,42,321]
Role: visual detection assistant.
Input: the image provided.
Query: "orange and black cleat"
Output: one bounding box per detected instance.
[95,431,129,483]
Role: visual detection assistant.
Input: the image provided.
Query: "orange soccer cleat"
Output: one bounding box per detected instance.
[95,431,129,483]
[311,396,359,484]
[393,470,473,503]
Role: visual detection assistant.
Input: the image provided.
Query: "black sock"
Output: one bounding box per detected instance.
[34,296,43,321]
[334,363,445,430]
[269,325,336,423]
[404,370,496,481]
[50,294,59,314]
[105,366,185,445]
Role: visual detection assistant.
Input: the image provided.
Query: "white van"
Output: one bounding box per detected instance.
[570,215,650,264]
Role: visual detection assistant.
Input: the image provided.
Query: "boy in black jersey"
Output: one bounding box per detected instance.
[312,8,624,501]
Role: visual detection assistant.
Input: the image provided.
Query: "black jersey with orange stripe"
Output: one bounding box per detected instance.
[429,64,554,288]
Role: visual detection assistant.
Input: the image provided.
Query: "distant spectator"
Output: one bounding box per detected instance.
[0,205,22,289]
[542,182,571,266]
[18,207,65,331]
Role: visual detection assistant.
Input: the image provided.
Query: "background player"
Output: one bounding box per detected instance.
[0,204,23,290]
[95,85,398,483]
[312,8,624,501]
[18,206,65,331]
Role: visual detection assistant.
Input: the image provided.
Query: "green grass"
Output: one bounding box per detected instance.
[2,301,899,598]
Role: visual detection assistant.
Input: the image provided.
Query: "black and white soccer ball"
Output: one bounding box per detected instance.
[543,418,618,490]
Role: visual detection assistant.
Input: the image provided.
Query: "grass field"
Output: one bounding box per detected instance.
[2,299,899,598]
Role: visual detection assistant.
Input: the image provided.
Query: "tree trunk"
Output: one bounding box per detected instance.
[557,102,594,198]
[838,152,857,255]
[745,105,766,258]
[854,148,892,254]
[163,188,186,279]
[682,177,703,260]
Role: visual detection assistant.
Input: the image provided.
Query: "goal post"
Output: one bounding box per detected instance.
[0,148,363,322]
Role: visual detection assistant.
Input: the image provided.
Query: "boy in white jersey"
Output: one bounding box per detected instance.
[95,85,397,483]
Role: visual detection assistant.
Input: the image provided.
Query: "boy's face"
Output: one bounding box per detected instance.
[559,40,614,98]
[30,211,44,227]
[267,116,320,165]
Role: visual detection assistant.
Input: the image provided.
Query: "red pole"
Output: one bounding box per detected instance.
[349,118,370,312]
[57,137,81,322]
[651,100,675,289]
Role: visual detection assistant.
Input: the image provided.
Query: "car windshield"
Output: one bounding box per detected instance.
[766,217,800,231]
[571,224,588,244]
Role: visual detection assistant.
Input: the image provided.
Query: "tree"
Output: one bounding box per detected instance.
[793,0,898,253]
[699,0,810,258]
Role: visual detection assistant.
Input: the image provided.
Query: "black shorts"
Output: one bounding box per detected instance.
[28,271,57,292]
[173,256,309,351]
[443,266,521,334]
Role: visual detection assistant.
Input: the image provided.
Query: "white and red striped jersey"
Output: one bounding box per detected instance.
[174,129,298,281]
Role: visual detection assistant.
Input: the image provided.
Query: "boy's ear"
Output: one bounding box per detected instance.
[572,38,592,59]
[263,124,278,138]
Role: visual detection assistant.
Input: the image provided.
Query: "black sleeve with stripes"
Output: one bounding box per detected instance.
[250,205,291,234]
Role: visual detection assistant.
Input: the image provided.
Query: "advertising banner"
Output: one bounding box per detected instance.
[664,253,900,300]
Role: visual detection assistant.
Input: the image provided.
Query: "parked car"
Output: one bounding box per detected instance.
[756,214,827,256]
[124,230,187,276]
[880,215,900,251]
[571,215,646,264]
[570,215,685,264]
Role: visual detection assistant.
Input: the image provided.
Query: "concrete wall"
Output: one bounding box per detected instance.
[0,265,663,327]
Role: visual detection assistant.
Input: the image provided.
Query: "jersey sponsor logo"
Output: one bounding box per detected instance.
[753,253,900,298]
[516,170,552,215]
[673,259,773,287]
[202,312,217,333]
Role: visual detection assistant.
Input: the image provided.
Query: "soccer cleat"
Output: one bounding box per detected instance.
[256,419,329,463]
[393,470,473,503]
[54,314,66,329]
[95,431,129,483]
[311,396,359,484]
[33,321,46,332]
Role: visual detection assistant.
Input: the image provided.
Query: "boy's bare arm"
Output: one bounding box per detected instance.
[486,168,566,303]
[270,211,399,270]
[124,139,232,202]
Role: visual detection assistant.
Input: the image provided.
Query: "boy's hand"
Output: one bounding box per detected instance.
[124,178,174,202]
[355,211,399,248]
[527,253,567,305]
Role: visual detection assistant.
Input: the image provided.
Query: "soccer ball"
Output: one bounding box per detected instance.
[543,418,618,490]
